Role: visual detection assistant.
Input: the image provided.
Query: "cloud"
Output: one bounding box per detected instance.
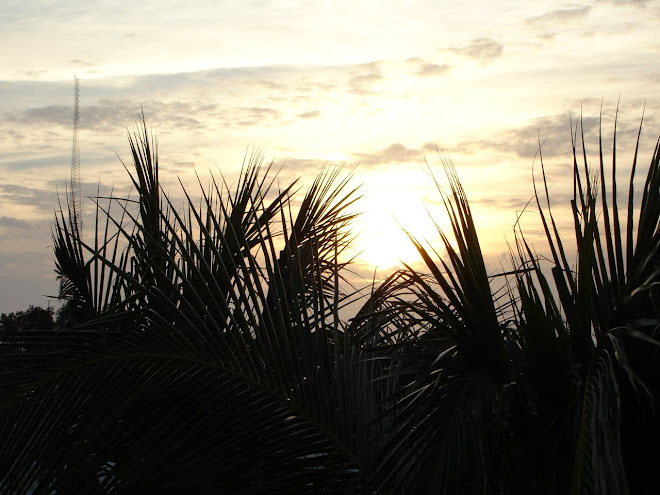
[3,99,209,134]
[352,142,438,166]
[5,105,72,127]
[450,38,504,63]
[0,59,434,143]
[1,128,26,142]
[68,59,95,67]
[452,105,650,163]
[455,113,596,160]
[406,58,451,78]
[297,110,321,119]
[274,157,332,176]
[346,61,384,95]
[0,215,32,229]
[0,154,71,172]
[0,184,55,210]
[1,67,321,136]
[599,0,649,7]
[417,62,451,77]
[477,196,536,210]
[526,6,592,25]
[233,106,283,127]
[23,70,48,77]
[600,0,660,22]
[87,99,209,133]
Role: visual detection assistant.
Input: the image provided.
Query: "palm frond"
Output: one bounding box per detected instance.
[1,121,377,494]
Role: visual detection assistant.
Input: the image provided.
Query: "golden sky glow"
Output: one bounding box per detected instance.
[1,0,660,312]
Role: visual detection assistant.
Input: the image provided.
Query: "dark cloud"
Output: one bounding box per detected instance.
[6,105,71,127]
[450,38,504,63]
[0,216,32,229]
[0,154,71,172]
[0,184,55,210]
[3,99,208,134]
[526,6,592,25]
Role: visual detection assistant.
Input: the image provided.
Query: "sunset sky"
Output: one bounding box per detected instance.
[1,0,659,313]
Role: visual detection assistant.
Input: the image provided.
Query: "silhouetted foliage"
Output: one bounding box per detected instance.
[0,305,54,332]
[1,110,658,494]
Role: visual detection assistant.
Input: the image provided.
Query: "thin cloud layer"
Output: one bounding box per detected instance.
[0,215,32,230]
[0,184,56,210]
[450,38,504,63]
[406,58,451,77]
[526,6,592,25]
[454,105,652,162]
[346,62,384,96]
[417,62,451,77]
[352,142,438,166]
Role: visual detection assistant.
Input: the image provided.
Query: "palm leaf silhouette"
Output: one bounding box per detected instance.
[1,118,374,494]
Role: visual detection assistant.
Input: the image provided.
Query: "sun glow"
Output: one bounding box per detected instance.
[350,170,441,272]
[355,214,422,271]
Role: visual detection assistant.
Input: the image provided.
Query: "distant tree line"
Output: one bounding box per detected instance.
[0,305,54,332]
[0,303,82,332]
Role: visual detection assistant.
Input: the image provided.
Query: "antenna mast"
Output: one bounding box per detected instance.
[70,75,82,232]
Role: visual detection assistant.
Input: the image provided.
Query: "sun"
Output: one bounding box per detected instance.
[356,215,422,270]
[349,169,440,272]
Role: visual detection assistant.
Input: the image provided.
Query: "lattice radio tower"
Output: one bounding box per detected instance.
[70,75,82,232]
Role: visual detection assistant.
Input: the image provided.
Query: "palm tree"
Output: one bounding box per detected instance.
[512,111,660,494]
[1,118,381,494]
[359,159,519,494]
[1,109,658,494]
[360,111,660,494]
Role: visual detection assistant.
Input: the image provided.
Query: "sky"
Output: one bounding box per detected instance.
[1,0,659,314]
